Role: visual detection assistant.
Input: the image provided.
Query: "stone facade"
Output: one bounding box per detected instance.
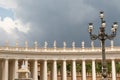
[0,41,120,80]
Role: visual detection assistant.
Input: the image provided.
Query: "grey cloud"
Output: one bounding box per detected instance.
[13,0,120,47]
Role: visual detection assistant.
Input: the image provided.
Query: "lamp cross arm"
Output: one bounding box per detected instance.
[107,33,116,40]
[90,34,98,40]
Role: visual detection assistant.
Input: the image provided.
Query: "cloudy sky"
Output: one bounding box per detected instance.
[0,0,120,47]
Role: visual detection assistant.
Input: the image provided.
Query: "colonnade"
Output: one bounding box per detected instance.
[0,58,117,80]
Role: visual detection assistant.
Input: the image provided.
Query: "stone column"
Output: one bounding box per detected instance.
[33,60,38,80]
[14,59,18,79]
[72,60,76,80]
[62,60,67,80]
[52,60,57,80]
[2,59,8,80]
[92,59,96,80]
[112,59,116,80]
[82,60,86,80]
[43,60,47,80]
[12,59,18,80]
[0,60,2,80]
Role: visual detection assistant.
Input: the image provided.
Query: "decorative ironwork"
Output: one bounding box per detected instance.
[88,11,118,80]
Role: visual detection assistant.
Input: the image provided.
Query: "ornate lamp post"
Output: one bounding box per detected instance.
[88,11,118,80]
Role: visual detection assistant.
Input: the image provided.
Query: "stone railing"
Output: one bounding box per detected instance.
[0,46,120,52]
[0,40,118,52]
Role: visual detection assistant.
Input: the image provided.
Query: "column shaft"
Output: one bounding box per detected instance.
[43,60,47,80]
[2,59,8,80]
[52,60,57,80]
[0,60,2,80]
[33,60,38,80]
[13,59,18,79]
[72,60,76,80]
[62,60,67,80]
[82,60,86,80]
[112,59,116,80]
[92,60,96,80]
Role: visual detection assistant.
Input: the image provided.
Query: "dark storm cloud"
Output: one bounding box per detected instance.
[14,0,120,47]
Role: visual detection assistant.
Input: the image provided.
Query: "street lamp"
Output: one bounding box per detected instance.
[88,11,118,80]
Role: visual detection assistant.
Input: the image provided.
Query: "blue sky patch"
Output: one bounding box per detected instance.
[0,7,14,20]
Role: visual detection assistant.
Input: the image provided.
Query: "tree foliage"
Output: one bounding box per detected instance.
[86,62,92,73]
[96,62,102,73]
[67,63,71,72]
[107,62,111,74]
[116,62,120,73]
[76,63,82,72]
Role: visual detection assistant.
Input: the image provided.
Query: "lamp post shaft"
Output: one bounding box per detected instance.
[88,11,118,80]
[101,39,107,80]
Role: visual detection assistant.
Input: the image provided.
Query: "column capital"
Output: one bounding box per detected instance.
[91,58,96,61]
[52,59,57,61]
[62,59,66,61]
[72,59,76,61]
[51,58,58,61]
[14,59,19,61]
[4,58,9,60]
[33,59,38,61]
[24,58,29,60]
[32,59,39,61]
[15,58,19,60]
[43,59,48,61]
[111,58,115,60]
[82,59,86,61]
